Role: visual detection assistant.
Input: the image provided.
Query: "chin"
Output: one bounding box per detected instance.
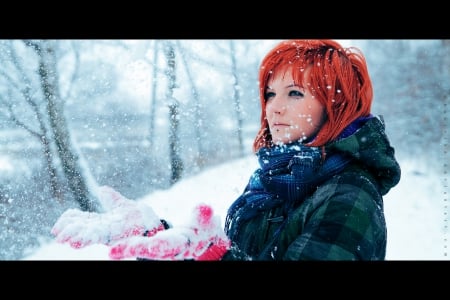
[273,139,291,146]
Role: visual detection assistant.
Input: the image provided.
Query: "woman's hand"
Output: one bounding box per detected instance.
[51,186,165,248]
[109,204,230,260]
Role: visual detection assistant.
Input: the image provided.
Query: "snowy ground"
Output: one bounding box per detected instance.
[22,155,448,261]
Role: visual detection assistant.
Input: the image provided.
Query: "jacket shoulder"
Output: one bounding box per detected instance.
[316,164,383,206]
[283,166,387,260]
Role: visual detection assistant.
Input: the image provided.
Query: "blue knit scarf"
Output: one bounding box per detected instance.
[224,116,372,242]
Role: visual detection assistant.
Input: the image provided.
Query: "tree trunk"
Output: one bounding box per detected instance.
[176,40,205,165]
[230,40,244,157]
[148,40,159,150]
[36,40,100,212]
[163,41,183,185]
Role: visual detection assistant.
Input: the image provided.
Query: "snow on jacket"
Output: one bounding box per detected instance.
[222,115,401,261]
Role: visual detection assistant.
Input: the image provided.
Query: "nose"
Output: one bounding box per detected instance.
[268,96,286,115]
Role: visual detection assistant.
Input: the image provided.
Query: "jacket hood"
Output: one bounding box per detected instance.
[325,115,401,195]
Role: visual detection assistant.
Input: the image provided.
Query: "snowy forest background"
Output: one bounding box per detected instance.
[0,40,448,260]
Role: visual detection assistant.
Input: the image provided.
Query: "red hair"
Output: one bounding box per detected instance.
[253,40,373,152]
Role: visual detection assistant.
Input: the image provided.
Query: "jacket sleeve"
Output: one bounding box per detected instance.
[282,171,387,260]
[221,246,253,261]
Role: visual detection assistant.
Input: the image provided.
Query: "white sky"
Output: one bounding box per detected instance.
[22,155,448,261]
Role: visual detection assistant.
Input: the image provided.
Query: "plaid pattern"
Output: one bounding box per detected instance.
[223,116,401,261]
[326,115,401,196]
[280,171,388,260]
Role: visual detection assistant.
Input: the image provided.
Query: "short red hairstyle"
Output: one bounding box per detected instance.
[253,39,373,152]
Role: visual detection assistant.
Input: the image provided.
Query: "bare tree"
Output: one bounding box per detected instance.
[0,41,62,200]
[163,41,184,185]
[148,40,160,150]
[229,40,245,157]
[175,40,206,164]
[172,40,260,165]
[25,40,100,212]
[363,40,446,163]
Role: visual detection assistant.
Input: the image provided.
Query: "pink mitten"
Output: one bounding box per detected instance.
[51,186,165,249]
[109,203,230,260]
[195,238,230,261]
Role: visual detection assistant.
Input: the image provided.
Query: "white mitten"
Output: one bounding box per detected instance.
[109,203,230,260]
[51,186,166,249]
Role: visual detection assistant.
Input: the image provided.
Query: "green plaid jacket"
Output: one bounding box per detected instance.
[223,116,401,261]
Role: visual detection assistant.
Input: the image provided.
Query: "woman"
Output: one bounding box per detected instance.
[220,39,401,260]
[52,40,401,261]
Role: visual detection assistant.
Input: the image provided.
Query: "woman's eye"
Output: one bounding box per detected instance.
[289,90,304,97]
[264,92,275,101]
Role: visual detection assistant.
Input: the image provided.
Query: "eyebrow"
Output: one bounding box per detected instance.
[266,83,301,90]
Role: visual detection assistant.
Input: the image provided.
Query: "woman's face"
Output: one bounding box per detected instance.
[265,69,326,145]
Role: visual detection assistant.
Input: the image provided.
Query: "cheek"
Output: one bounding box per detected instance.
[307,100,325,122]
[314,104,326,120]
[265,103,273,117]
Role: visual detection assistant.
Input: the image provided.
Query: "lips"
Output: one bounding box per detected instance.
[271,123,290,129]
